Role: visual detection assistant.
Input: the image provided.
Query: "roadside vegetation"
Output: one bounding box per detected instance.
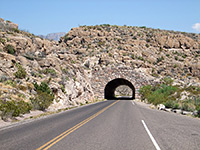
[0,80,55,121]
[139,77,200,117]
[0,100,32,121]
[31,82,54,111]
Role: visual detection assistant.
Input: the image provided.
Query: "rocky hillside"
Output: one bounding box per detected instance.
[59,25,200,81]
[0,20,200,120]
[0,19,94,115]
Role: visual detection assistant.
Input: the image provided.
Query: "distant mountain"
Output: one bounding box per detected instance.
[39,32,66,41]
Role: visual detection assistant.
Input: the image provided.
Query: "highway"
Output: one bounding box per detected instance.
[0,100,200,150]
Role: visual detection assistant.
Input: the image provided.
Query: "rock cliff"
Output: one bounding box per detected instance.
[0,21,200,113]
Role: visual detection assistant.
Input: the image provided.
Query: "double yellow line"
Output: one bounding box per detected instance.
[36,100,119,150]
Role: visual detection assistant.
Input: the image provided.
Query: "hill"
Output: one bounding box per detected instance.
[39,32,66,41]
[0,20,200,120]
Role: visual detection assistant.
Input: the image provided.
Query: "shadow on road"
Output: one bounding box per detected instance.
[107,96,134,100]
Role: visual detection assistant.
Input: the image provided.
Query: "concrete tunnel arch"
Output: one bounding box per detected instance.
[104,78,135,100]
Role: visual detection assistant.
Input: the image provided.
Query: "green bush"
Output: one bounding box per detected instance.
[162,77,174,86]
[164,100,180,109]
[32,82,54,111]
[145,44,149,48]
[31,91,54,111]
[185,86,200,95]
[4,44,15,55]
[147,90,166,105]
[14,63,27,79]
[12,28,20,33]
[16,100,32,114]
[138,56,145,61]
[140,84,177,105]
[42,68,57,76]
[61,85,66,94]
[0,38,6,44]
[4,80,16,87]
[33,82,52,94]
[63,34,72,42]
[139,85,152,101]
[156,56,164,63]
[181,100,195,112]
[0,100,32,120]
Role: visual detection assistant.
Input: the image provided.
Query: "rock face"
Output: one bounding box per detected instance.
[0,21,200,110]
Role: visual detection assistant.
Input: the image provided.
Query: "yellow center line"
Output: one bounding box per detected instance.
[36,100,119,150]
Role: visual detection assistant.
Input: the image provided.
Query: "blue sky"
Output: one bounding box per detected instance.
[0,0,200,35]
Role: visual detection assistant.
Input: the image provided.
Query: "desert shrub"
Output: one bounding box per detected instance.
[65,76,69,81]
[0,38,6,44]
[131,54,135,59]
[147,90,166,105]
[42,68,57,76]
[33,82,52,94]
[11,28,20,33]
[140,84,177,105]
[162,77,173,85]
[180,99,195,112]
[156,56,164,63]
[4,44,15,55]
[145,44,149,48]
[32,82,54,111]
[138,56,145,61]
[146,38,150,42]
[0,100,32,120]
[14,63,27,79]
[182,54,187,59]
[139,85,153,101]
[185,86,200,95]
[16,100,32,114]
[97,41,105,47]
[31,91,54,111]
[63,34,72,42]
[4,80,16,87]
[61,84,66,94]
[164,100,180,109]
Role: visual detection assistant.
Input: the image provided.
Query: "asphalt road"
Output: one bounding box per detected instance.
[0,100,200,150]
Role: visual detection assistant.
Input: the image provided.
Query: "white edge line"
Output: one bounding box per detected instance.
[131,101,135,105]
[141,120,161,150]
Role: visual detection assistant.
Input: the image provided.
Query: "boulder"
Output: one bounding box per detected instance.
[157,104,165,110]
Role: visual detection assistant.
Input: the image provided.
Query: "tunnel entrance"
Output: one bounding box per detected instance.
[104,78,135,100]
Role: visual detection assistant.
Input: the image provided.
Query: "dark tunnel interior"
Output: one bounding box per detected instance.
[104,78,135,100]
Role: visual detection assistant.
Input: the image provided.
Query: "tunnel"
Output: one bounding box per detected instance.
[104,78,135,100]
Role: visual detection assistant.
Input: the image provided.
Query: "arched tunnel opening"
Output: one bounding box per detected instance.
[104,78,135,100]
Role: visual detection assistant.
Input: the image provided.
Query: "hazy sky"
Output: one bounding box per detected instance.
[0,0,200,35]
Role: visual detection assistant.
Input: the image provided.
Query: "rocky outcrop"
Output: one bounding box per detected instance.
[0,21,200,112]
[0,18,18,32]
